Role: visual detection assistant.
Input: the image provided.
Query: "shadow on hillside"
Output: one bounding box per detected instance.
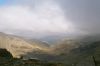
[0,48,65,66]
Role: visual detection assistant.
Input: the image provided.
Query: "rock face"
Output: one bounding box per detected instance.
[0,48,13,58]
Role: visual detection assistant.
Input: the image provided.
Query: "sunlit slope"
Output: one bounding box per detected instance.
[0,32,50,58]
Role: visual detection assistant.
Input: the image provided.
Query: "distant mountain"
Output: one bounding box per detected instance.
[27,39,50,49]
[63,41,100,65]
[51,36,100,65]
[50,35,94,55]
[50,39,81,55]
[41,35,100,65]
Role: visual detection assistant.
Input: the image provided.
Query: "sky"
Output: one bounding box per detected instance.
[0,0,100,39]
[0,0,7,5]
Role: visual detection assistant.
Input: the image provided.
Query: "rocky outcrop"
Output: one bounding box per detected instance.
[0,48,13,58]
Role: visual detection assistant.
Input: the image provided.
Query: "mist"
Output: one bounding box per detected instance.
[57,0,100,35]
[0,0,100,39]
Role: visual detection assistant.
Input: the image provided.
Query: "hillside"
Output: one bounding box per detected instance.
[55,40,100,65]
[0,32,100,66]
[50,39,81,55]
[0,32,50,58]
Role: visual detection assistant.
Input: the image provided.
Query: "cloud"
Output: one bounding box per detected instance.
[2,0,99,38]
[56,0,100,34]
[0,0,76,38]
